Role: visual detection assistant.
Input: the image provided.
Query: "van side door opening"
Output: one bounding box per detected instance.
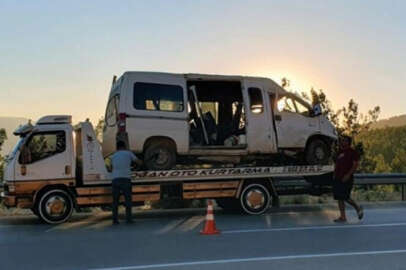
[186,80,247,149]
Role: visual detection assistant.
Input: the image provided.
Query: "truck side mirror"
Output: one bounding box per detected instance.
[312,104,322,116]
[19,146,32,165]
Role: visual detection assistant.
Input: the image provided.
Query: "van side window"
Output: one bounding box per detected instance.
[134,82,184,112]
[248,87,264,114]
[106,96,119,126]
[20,131,66,164]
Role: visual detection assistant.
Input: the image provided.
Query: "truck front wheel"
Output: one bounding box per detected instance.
[240,183,271,215]
[37,189,74,224]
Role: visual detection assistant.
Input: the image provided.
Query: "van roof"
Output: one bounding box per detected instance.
[116,71,288,95]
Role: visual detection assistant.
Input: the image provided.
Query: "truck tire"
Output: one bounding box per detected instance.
[37,189,74,224]
[31,207,39,217]
[240,183,271,215]
[144,140,176,170]
[216,198,242,212]
[305,139,331,165]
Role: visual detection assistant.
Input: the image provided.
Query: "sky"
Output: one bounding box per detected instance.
[0,0,405,124]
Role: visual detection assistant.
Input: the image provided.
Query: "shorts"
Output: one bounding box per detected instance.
[333,178,354,200]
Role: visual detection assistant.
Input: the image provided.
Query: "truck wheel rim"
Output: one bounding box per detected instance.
[45,196,67,217]
[240,184,271,215]
[39,190,73,224]
[246,189,265,209]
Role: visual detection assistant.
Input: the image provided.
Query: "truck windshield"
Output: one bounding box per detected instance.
[5,137,24,162]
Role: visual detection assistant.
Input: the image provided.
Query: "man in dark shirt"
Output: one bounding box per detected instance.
[333,135,363,222]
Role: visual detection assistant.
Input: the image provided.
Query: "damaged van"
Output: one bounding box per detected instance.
[103,72,338,170]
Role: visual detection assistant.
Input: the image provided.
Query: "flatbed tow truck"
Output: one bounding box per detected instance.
[1,115,333,224]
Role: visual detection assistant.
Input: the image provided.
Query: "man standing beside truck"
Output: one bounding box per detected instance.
[333,135,363,222]
[111,140,142,224]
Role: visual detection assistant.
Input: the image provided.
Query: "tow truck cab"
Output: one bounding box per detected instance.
[2,115,110,223]
[4,116,76,184]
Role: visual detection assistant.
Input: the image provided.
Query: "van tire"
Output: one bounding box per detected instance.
[240,182,271,215]
[144,140,176,170]
[37,189,74,224]
[305,139,331,165]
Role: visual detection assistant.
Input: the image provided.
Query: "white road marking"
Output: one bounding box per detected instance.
[178,216,205,232]
[157,218,186,234]
[45,213,109,232]
[223,222,406,234]
[88,249,406,270]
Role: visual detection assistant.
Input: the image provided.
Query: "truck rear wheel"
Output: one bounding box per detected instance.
[31,207,39,217]
[37,189,74,224]
[144,140,176,170]
[240,183,271,215]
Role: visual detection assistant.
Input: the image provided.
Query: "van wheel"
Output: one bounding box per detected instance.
[37,189,74,224]
[305,139,331,165]
[240,183,271,215]
[144,141,176,170]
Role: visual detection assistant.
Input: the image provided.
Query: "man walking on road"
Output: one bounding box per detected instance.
[111,140,141,225]
[333,135,364,222]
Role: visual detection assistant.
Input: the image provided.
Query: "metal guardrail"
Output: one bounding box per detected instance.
[354,173,406,201]
[274,173,406,185]
[354,173,406,185]
[273,173,406,200]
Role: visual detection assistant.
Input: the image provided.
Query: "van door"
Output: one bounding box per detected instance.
[124,73,189,154]
[15,129,72,181]
[243,80,274,153]
[274,94,320,148]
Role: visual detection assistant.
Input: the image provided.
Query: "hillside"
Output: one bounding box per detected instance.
[372,114,406,129]
[0,117,29,155]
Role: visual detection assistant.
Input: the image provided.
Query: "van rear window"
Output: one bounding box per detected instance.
[134,82,184,112]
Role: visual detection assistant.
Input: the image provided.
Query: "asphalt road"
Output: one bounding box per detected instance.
[1,203,406,270]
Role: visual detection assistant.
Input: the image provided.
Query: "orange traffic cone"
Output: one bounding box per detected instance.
[200,200,220,235]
